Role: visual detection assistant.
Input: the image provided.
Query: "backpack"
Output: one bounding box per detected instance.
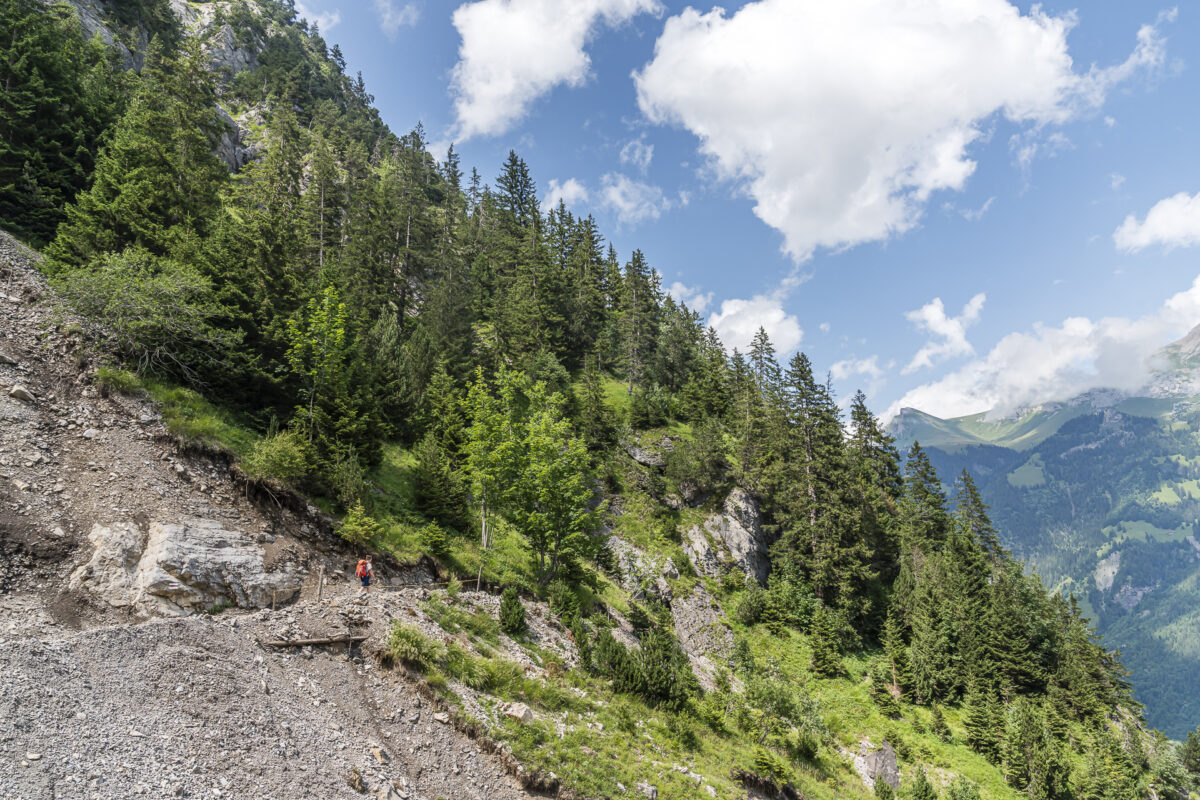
[356,559,369,578]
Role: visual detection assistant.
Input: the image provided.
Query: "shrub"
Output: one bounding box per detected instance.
[736,582,766,625]
[386,622,442,670]
[931,704,951,742]
[874,779,895,799]
[547,579,579,623]
[419,522,450,559]
[752,747,794,786]
[500,587,526,635]
[328,447,367,508]
[242,430,309,487]
[339,502,381,554]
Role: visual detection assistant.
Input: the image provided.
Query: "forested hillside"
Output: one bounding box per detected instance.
[897,396,1200,740]
[4,1,1200,797]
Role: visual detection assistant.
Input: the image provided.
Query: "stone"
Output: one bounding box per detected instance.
[704,487,770,584]
[25,752,41,761]
[636,781,658,799]
[81,428,98,440]
[0,351,16,365]
[682,525,719,578]
[858,741,899,790]
[671,585,733,691]
[504,702,534,724]
[12,479,30,492]
[624,443,664,467]
[370,746,390,764]
[9,385,35,403]
[433,712,450,724]
[68,519,304,615]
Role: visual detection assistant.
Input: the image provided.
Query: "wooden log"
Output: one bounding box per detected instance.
[265,635,369,648]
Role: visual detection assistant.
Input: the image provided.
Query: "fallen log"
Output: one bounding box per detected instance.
[265,635,369,647]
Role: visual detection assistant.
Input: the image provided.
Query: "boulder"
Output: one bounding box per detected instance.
[69,519,304,615]
[504,702,534,724]
[607,536,676,602]
[855,741,899,790]
[704,487,770,584]
[9,385,35,403]
[625,443,664,467]
[636,782,658,799]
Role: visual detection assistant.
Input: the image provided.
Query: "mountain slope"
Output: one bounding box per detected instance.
[893,332,1200,737]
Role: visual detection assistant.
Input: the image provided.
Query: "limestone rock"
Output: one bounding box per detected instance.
[854,740,899,790]
[704,487,770,584]
[504,702,534,724]
[682,525,720,578]
[636,781,658,799]
[671,585,733,691]
[69,519,304,615]
[625,443,664,467]
[9,385,35,403]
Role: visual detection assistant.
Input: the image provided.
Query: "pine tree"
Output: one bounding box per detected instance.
[413,433,468,531]
[48,36,225,268]
[908,768,939,800]
[809,604,842,677]
[964,680,1001,762]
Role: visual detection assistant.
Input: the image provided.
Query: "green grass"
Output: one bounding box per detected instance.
[143,379,259,456]
[1006,454,1046,488]
[95,366,143,396]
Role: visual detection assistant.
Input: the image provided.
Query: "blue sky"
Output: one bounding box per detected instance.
[295,0,1200,421]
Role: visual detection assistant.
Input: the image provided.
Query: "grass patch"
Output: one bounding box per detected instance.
[1006,454,1046,488]
[143,379,259,456]
[95,366,143,396]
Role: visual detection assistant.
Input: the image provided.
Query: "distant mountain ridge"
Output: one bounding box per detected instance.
[890,323,1200,737]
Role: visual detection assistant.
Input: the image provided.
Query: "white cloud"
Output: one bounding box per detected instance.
[707,291,803,355]
[819,322,831,334]
[295,1,342,31]
[600,173,672,227]
[945,196,995,222]
[1104,115,1117,127]
[634,1,1171,261]
[1110,173,1126,191]
[620,136,654,173]
[450,0,661,141]
[666,281,713,314]
[884,274,1200,421]
[374,0,418,37]
[1114,191,1200,252]
[903,293,986,373]
[540,178,589,214]
[831,356,884,382]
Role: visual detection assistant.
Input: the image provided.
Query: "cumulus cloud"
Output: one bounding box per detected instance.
[707,293,803,355]
[903,293,986,373]
[600,173,672,227]
[634,1,1172,261]
[620,136,654,173]
[1114,191,1200,252]
[374,0,418,37]
[295,1,342,31]
[665,281,713,314]
[884,274,1200,421]
[451,0,660,141]
[831,356,884,382]
[540,178,590,214]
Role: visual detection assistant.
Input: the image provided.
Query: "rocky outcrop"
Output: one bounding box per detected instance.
[684,487,770,584]
[70,518,304,615]
[670,584,732,690]
[607,535,677,601]
[850,740,899,790]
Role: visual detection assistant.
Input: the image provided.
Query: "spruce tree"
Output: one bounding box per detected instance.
[809,604,842,677]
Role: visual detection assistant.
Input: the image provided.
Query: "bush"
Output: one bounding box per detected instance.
[547,579,580,623]
[419,522,450,559]
[386,623,443,670]
[752,747,794,786]
[328,447,368,508]
[874,779,895,799]
[736,582,766,625]
[242,430,309,487]
[500,587,526,635]
[339,502,381,553]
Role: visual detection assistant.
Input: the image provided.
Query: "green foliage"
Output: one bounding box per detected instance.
[499,586,526,635]
[339,502,381,553]
[751,746,794,787]
[908,768,939,800]
[386,622,443,670]
[419,522,450,560]
[944,778,982,800]
[809,604,843,677]
[95,366,142,396]
[875,779,896,799]
[413,433,468,531]
[53,247,242,382]
[930,705,950,743]
[242,430,310,487]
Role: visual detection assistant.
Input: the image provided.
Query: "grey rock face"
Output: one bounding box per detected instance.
[857,741,899,789]
[682,524,720,578]
[696,487,770,584]
[69,519,304,615]
[670,584,733,690]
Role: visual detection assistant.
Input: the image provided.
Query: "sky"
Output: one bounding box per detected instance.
[294,0,1200,422]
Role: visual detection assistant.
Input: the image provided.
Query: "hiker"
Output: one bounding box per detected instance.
[356,556,374,596]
